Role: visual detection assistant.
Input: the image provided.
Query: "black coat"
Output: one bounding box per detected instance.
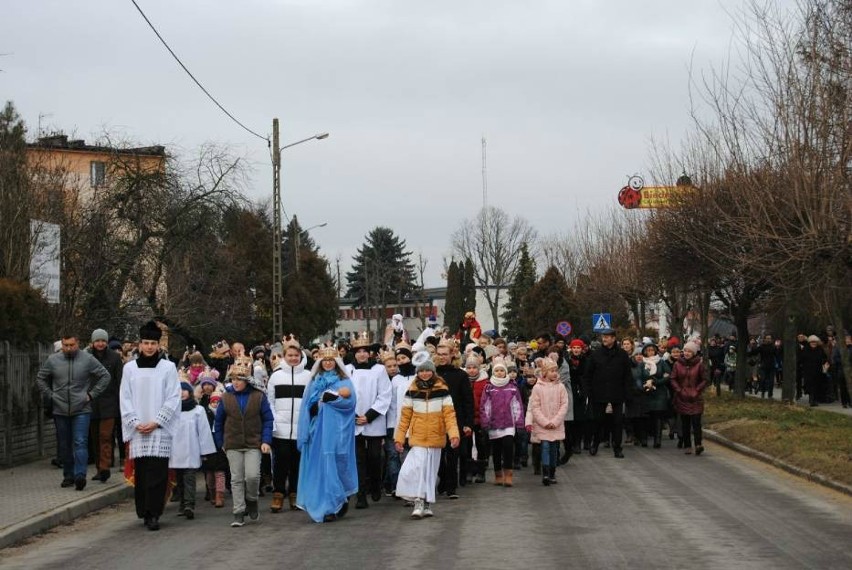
[567,353,590,421]
[87,348,123,419]
[436,364,474,431]
[582,345,634,405]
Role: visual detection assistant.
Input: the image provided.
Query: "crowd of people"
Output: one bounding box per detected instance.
[34,314,851,530]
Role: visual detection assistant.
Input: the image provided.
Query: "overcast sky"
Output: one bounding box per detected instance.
[4,0,751,286]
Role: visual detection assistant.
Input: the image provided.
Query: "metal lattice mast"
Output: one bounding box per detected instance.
[272,118,282,340]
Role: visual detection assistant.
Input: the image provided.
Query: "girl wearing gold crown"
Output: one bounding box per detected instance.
[296,346,358,522]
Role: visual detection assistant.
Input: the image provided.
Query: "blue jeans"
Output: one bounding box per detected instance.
[55,413,91,480]
[384,429,401,491]
[540,440,560,468]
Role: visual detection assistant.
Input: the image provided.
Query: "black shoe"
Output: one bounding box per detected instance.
[653,440,661,449]
[355,493,368,509]
[336,501,349,519]
[614,449,625,459]
[51,458,63,469]
[97,470,111,482]
[246,500,259,521]
[640,440,648,448]
[558,454,570,465]
[371,489,382,502]
[61,478,74,488]
[184,507,195,520]
[147,517,160,531]
[695,445,704,456]
[474,474,486,484]
[75,476,86,491]
[589,444,599,456]
[542,476,550,486]
[446,491,459,500]
[520,458,529,468]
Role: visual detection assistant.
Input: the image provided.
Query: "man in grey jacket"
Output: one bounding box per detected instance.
[37,333,111,490]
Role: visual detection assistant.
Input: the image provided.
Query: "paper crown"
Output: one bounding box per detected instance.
[464,311,476,320]
[282,333,301,350]
[351,331,371,349]
[378,348,397,363]
[437,337,456,349]
[317,346,338,360]
[228,356,253,379]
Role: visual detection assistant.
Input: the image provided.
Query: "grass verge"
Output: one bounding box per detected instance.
[703,391,852,486]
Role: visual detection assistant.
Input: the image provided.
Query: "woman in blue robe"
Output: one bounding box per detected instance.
[296,350,358,522]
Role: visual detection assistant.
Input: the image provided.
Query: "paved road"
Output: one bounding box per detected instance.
[4,442,851,569]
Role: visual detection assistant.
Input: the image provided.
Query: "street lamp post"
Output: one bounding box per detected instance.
[272,118,329,340]
[295,222,328,274]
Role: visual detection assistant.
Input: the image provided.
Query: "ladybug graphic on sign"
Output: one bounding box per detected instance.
[618,175,644,209]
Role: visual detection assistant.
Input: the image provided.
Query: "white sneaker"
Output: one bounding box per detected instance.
[411,498,424,519]
[422,503,433,518]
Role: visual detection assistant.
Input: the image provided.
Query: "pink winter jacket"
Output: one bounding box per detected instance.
[529,379,569,442]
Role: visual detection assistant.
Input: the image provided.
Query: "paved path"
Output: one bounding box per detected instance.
[0,459,130,548]
[4,442,851,569]
[744,387,852,417]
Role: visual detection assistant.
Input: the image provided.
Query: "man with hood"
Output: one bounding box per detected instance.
[266,335,311,512]
[119,321,181,530]
[455,311,482,351]
[37,332,111,490]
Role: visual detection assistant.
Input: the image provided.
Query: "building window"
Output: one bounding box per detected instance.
[90,161,106,187]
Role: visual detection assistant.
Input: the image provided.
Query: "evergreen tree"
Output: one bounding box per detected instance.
[443,261,463,332]
[281,216,337,342]
[345,227,417,333]
[502,243,536,339]
[462,258,477,315]
[520,266,576,339]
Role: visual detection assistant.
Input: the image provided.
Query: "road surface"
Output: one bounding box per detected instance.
[4,442,851,569]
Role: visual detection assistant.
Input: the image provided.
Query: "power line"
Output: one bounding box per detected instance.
[129,0,269,143]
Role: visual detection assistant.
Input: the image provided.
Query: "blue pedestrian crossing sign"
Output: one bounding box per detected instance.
[592,313,613,332]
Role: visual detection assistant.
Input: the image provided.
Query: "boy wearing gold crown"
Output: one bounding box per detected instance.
[213,356,274,527]
[346,333,393,509]
[267,335,311,512]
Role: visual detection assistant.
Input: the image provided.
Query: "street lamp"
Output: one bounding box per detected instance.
[295,222,328,274]
[272,118,329,340]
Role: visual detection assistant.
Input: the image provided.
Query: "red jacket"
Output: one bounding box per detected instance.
[471,372,489,426]
[670,357,707,415]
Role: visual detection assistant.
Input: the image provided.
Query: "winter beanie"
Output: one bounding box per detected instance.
[91,328,109,343]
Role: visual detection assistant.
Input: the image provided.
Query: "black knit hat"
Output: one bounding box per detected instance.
[139,321,162,342]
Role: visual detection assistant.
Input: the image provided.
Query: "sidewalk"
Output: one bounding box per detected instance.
[744,388,852,417]
[0,459,132,549]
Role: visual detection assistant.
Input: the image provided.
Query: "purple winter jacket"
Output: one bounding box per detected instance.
[480,380,525,432]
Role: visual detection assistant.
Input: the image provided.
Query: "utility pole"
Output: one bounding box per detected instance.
[272,118,282,341]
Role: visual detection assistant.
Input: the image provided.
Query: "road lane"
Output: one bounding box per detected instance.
[4,442,851,569]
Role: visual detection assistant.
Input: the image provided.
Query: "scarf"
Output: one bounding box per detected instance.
[415,378,436,391]
[181,398,197,412]
[136,353,160,369]
[643,355,660,376]
[490,375,510,388]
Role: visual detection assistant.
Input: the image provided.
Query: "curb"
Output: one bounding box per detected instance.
[704,429,852,498]
[0,483,133,549]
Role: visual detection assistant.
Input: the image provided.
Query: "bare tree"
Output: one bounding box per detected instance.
[451,206,536,331]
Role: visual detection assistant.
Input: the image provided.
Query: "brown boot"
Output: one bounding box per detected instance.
[503,469,514,487]
[270,492,285,513]
[214,491,225,508]
[493,470,504,485]
[288,492,297,510]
